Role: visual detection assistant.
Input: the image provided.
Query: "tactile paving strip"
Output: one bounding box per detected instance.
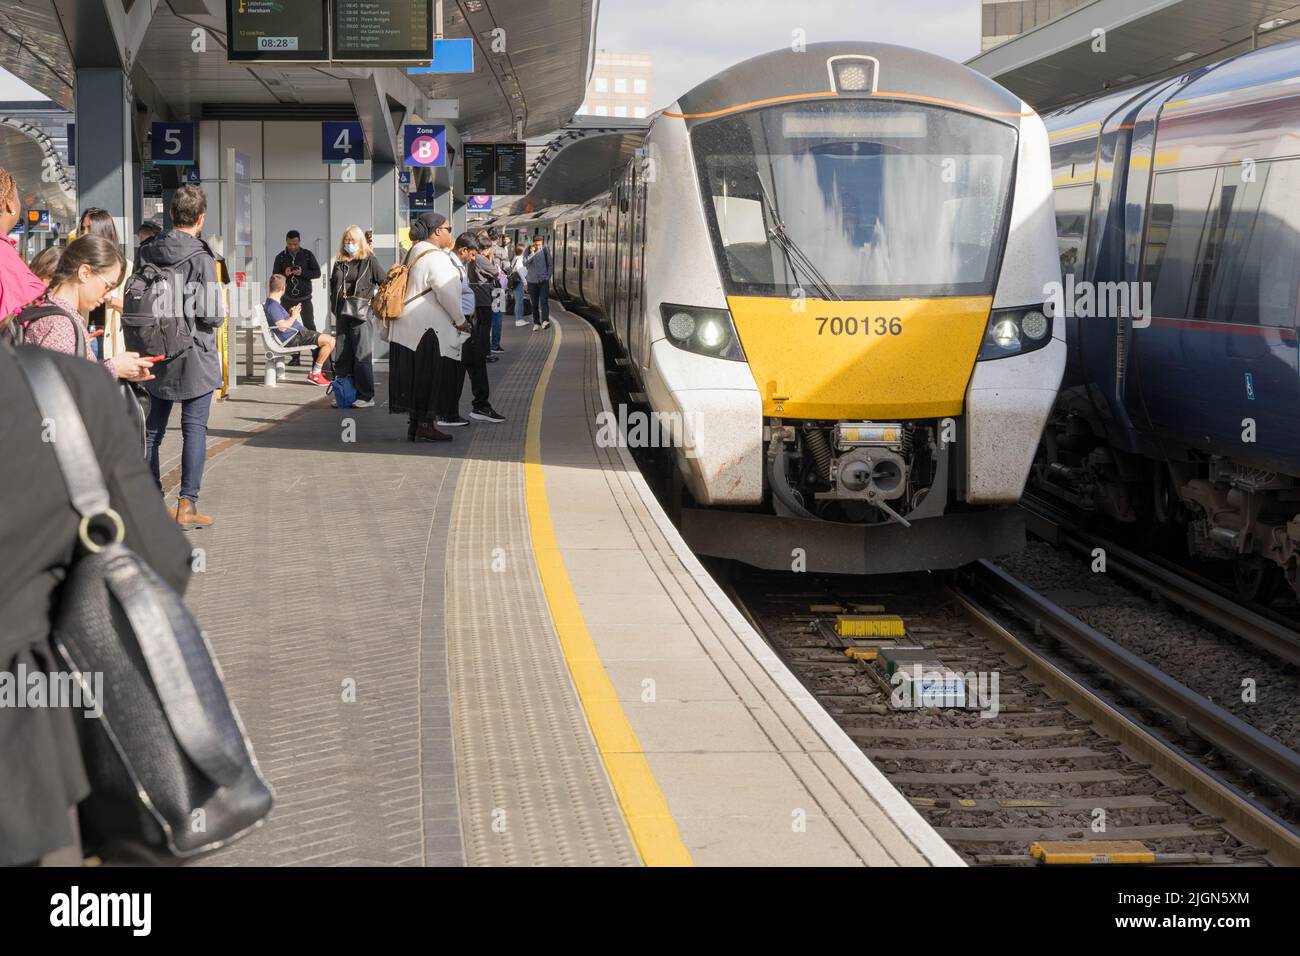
[445,327,639,866]
[184,384,466,866]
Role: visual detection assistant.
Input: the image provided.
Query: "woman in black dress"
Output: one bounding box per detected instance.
[387,212,464,442]
[328,225,385,408]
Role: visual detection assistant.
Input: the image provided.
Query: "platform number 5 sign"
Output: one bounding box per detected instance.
[322,122,365,164]
[151,122,195,165]
[404,125,447,168]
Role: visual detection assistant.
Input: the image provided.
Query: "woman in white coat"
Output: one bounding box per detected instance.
[387,212,468,442]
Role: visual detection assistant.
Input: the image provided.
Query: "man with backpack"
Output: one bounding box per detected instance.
[135,184,222,529]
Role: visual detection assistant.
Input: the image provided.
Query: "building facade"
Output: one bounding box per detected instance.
[981,0,1091,50]
[577,52,654,119]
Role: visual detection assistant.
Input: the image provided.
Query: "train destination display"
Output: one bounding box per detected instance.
[332,0,433,61]
[493,143,527,196]
[226,0,329,62]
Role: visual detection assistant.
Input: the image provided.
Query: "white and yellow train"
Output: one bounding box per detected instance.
[492,42,1064,574]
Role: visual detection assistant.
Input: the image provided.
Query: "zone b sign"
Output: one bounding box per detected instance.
[322,122,365,163]
[404,124,447,168]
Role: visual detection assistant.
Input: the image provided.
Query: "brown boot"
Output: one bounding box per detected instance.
[414,420,452,442]
[175,497,214,528]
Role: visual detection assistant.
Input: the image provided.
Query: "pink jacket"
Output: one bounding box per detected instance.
[0,235,45,324]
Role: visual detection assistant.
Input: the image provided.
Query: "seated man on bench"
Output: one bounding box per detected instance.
[264,273,335,386]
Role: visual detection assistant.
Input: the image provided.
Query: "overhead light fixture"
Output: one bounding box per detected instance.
[465,0,484,11]
[1259,17,1291,31]
[1114,73,1138,83]
[1173,51,1199,62]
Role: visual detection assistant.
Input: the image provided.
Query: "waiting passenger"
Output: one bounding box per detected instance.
[28,245,62,284]
[0,167,47,330]
[511,243,529,327]
[0,342,192,866]
[524,235,553,330]
[140,184,223,530]
[264,273,335,386]
[448,233,505,424]
[328,225,384,408]
[17,235,156,383]
[388,211,465,443]
[77,208,124,359]
[272,230,322,332]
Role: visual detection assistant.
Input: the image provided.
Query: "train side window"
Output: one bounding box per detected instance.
[1143,167,1219,319]
[1053,183,1092,278]
[1203,158,1300,328]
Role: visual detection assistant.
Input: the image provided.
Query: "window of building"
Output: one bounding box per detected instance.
[615,78,628,93]
[595,77,608,93]
[634,79,647,94]
[615,105,628,117]
[634,106,647,119]
[595,105,608,116]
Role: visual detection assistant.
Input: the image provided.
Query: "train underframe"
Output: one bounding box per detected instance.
[679,414,1026,576]
[1035,409,1300,603]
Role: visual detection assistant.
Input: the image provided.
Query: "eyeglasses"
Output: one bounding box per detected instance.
[435,225,451,234]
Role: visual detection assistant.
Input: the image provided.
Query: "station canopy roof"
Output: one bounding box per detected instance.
[0,122,75,230]
[0,0,593,140]
[967,0,1300,112]
[509,115,648,211]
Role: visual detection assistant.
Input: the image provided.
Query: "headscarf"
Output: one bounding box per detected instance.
[409,212,446,243]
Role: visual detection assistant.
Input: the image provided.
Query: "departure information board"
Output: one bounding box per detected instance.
[226,1,329,62]
[463,143,495,196]
[493,143,527,195]
[333,0,432,61]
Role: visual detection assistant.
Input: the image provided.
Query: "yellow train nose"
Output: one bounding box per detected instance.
[726,295,994,419]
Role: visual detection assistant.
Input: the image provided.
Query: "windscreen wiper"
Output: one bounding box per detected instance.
[756,177,842,302]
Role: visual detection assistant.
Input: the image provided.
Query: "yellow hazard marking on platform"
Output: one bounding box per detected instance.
[523,319,694,867]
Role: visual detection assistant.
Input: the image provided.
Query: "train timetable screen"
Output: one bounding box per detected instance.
[226,1,329,62]
[333,0,433,61]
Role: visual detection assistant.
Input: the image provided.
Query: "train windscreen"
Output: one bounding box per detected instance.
[691,99,1018,299]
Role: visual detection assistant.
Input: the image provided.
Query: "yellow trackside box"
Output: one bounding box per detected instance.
[836,614,905,638]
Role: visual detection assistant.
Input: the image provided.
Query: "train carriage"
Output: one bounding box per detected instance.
[515,42,1065,574]
[1038,37,1300,601]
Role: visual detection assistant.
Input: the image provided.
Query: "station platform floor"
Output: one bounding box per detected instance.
[179,309,962,867]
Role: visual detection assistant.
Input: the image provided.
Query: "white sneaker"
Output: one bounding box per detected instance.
[353,398,375,408]
[515,319,529,327]
[542,320,551,329]
[531,324,540,332]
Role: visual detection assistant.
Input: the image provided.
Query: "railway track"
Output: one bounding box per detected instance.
[725,566,1300,866]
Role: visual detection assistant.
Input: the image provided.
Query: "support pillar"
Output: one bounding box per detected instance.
[73,67,135,243]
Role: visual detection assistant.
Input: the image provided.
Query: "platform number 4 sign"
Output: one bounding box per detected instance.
[323,122,364,164]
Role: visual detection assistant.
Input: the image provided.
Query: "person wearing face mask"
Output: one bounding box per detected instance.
[13,235,156,383]
[329,225,385,409]
[0,167,46,331]
[138,185,223,529]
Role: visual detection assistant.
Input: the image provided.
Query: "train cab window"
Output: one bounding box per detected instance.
[1143,167,1218,319]
[690,99,1018,298]
[1053,183,1092,279]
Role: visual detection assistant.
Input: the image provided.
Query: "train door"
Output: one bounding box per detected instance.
[629,169,649,369]
[617,164,637,348]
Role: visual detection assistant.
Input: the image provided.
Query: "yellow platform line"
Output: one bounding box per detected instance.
[523,320,694,867]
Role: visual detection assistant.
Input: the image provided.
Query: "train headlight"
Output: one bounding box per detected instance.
[977,306,1054,361]
[659,304,746,361]
[991,320,1020,348]
[667,311,696,341]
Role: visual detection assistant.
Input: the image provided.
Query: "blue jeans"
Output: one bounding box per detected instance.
[490,310,503,349]
[513,285,527,323]
[145,390,214,504]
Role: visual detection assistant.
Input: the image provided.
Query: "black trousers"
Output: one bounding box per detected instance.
[334,316,375,401]
[286,296,316,331]
[527,281,550,326]
[453,308,492,412]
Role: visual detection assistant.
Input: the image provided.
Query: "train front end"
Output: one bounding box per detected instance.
[652,43,1065,572]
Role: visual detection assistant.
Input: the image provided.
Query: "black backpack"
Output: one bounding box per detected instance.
[120,249,205,359]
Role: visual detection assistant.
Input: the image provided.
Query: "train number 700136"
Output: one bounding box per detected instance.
[815,316,903,336]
